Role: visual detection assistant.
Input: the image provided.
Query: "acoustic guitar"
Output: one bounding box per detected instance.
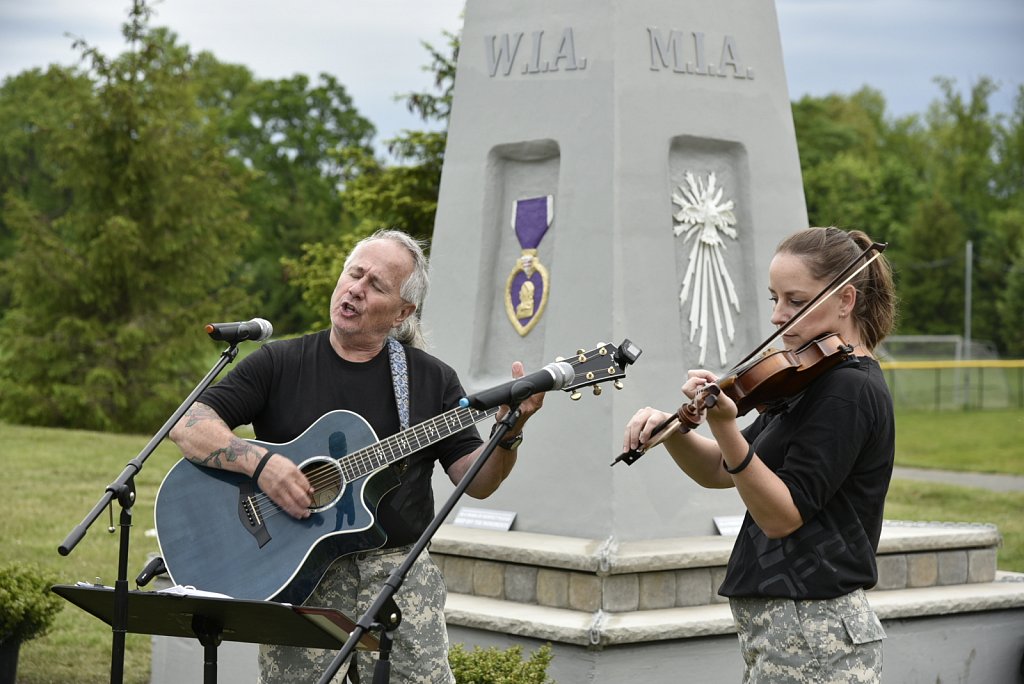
[154,340,641,603]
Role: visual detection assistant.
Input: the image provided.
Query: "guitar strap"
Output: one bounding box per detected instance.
[385,336,410,431]
[385,337,411,476]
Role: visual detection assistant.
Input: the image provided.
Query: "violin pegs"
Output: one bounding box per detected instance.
[570,390,582,401]
[555,356,565,362]
[613,380,624,390]
[592,385,603,396]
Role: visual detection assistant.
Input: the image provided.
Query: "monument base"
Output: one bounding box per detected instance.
[447,607,1024,683]
[433,522,1024,683]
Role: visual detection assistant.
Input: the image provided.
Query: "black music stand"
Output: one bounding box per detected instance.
[53,584,378,684]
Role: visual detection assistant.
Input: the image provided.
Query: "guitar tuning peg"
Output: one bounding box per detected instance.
[614,380,624,390]
[592,385,603,396]
[570,390,582,401]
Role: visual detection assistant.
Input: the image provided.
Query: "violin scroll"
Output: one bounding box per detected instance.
[677,383,720,430]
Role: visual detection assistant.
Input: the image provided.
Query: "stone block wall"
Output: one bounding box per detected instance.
[431,521,1002,613]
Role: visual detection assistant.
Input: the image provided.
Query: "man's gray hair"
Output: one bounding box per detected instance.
[345,229,430,348]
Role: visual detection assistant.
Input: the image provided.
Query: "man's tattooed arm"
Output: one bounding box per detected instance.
[192,435,261,469]
[180,402,225,429]
[170,402,264,474]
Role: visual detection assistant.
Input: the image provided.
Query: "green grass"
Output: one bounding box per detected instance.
[1,422,180,683]
[894,409,1024,475]
[884,479,1024,572]
[1,408,1021,682]
[886,408,1024,573]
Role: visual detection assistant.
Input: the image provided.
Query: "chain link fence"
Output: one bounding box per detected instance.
[878,335,1024,411]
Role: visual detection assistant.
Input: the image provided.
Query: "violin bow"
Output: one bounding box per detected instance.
[612,241,886,467]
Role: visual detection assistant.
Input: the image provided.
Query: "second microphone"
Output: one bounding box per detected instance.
[459,361,575,411]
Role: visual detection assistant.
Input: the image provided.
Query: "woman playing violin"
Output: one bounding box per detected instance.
[623,226,898,683]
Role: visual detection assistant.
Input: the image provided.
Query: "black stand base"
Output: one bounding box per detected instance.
[53,584,377,684]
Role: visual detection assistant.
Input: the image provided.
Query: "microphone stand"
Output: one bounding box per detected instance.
[316,405,524,684]
[57,343,242,684]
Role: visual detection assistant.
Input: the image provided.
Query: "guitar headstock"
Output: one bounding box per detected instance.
[557,339,642,399]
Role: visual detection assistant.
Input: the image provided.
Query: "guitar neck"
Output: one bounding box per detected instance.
[338,405,499,481]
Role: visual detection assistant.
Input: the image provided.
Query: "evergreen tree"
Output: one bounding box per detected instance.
[0,1,251,432]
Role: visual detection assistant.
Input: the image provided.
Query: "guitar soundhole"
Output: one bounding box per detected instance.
[298,457,345,513]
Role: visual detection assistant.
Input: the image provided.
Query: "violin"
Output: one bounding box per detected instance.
[677,332,854,427]
[612,333,854,466]
[612,240,886,467]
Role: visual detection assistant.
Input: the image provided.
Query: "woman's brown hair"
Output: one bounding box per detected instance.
[776,227,898,352]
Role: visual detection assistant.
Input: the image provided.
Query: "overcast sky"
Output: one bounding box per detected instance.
[1,0,1021,149]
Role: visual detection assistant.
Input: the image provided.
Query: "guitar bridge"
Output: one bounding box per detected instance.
[238,481,272,548]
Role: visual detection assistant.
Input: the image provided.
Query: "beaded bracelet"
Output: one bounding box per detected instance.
[723,442,755,475]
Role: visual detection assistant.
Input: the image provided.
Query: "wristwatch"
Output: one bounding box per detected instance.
[490,423,524,450]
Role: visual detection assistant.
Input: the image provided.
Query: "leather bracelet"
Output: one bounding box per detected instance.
[723,442,755,475]
[490,422,523,450]
[252,451,276,483]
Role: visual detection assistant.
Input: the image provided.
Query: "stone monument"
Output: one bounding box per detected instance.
[425,0,807,539]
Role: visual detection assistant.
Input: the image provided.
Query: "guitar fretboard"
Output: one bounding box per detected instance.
[338,406,499,481]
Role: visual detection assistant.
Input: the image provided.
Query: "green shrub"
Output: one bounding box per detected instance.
[449,642,554,683]
[0,562,64,644]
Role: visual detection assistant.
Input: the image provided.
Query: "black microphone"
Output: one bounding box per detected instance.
[459,361,575,410]
[205,318,273,343]
[135,555,166,587]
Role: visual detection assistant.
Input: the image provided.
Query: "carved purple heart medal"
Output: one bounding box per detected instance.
[504,195,552,336]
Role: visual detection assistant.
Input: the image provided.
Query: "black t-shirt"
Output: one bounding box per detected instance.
[718,356,894,599]
[198,330,483,546]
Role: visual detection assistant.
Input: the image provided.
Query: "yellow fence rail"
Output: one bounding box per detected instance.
[880,359,1024,370]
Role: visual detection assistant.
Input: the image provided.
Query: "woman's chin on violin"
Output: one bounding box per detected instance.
[620,226,898,683]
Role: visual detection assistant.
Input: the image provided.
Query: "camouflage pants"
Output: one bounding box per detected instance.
[259,546,455,684]
[729,588,885,683]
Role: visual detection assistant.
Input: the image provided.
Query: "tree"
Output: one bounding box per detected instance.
[287,32,459,325]
[896,193,968,335]
[791,78,1024,353]
[192,56,377,333]
[792,87,926,246]
[999,236,1024,357]
[991,86,1024,353]
[0,67,94,307]
[337,30,458,244]
[923,78,1016,350]
[0,1,251,432]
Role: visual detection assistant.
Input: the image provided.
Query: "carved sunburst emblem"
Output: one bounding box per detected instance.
[672,171,741,366]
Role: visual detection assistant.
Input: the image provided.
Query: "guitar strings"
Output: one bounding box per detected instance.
[243,406,495,520]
